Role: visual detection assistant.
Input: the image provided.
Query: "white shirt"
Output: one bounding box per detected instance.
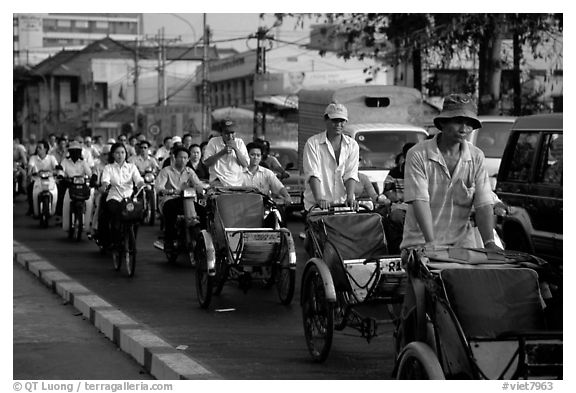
[302,131,359,210]
[61,158,92,178]
[203,136,249,187]
[28,154,58,174]
[240,166,284,196]
[101,161,143,202]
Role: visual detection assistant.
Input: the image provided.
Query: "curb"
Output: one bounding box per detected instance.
[13,241,220,380]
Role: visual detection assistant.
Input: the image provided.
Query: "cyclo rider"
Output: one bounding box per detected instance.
[99,142,146,251]
[27,140,59,217]
[155,146,206,253]
[61,141,93,233]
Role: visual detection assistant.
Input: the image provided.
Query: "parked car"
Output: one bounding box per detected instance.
[495,113,562,267]
[468,116,517,189]
[269,146,305,214]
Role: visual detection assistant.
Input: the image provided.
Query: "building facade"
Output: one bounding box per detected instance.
[14,13,143,66]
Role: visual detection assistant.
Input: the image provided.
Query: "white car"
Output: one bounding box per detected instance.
[468,116,517,190]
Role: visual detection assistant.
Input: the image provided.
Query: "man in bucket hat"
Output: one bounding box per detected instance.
[302,102,359,211]
[400,93,499,251]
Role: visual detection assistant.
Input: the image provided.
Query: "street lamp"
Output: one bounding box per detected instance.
[169,13,197,43]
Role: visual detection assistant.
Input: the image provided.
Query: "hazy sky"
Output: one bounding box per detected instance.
[142,13,312,52]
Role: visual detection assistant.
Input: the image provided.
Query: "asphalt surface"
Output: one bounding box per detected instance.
[12,195,398,380]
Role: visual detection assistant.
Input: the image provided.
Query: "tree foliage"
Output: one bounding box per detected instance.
[270,13,562,114]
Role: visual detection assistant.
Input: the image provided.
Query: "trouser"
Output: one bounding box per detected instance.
[162,198,185,245]
[26,183,33,212]
[91,191,103,233]
[55,181,66,216]
[62,189,94,232]
[105,199,123,248]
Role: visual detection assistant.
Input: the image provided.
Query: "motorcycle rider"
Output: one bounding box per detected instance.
[89,142,112,239]
[27,140,59,217]
[13,136,28,195]
[100,143,145,251]
[129,140,160,174]
[155,146,205,252]
[61,141,93,233]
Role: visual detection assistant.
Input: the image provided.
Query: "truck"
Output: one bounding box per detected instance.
[297,85,430,194]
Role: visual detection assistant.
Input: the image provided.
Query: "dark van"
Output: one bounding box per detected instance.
[495,113,563,267]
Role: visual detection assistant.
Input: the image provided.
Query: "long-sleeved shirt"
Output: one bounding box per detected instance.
[155,164,203,210]
[101,161,143,202]
[302,131,359,210]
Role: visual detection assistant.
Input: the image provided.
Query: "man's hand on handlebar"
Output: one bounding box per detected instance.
[315,199,330,210]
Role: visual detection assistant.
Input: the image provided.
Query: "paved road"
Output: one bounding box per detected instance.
[13,260,153,380]
[12,196,398,379]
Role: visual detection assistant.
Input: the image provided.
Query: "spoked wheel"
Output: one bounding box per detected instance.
[276,267,295,305]
[213,255,229,296]
[68,211,75,239]
[148,193,156,226]
[395,342,445,380]
[334,291,349,331]
[302,265,334,363]
[195,231,213,308]
[124,226,137,277]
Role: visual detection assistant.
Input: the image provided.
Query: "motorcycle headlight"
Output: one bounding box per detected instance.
[73,176,85,184]
[183,188,196,198]
[144,173,155,183]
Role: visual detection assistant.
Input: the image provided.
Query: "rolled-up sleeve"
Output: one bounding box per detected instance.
[403,149,429,202]
[202,139,218,163]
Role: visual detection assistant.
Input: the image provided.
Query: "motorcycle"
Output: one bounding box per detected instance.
[66,175,92,241]
[154,187,201,265]
[32,170,58,228]
[141,169,157,226]
[13,162,24,197]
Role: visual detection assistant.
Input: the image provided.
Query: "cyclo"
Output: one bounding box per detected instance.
[393,246,562,380]
[194,186,296,309]
[300,204,405,362]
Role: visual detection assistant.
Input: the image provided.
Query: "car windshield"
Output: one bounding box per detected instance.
[476,122,514,159]
[271,148,298,170]
[355,131,426,170]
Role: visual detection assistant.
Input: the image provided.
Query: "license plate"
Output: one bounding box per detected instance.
[243,232,281,243]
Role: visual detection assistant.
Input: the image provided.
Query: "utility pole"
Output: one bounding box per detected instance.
[133,37,140,134]
[152,27,180,106]
[201,14,211,140]
[252,27,274,141]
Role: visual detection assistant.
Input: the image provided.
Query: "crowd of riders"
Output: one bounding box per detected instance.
[14,121,293,247]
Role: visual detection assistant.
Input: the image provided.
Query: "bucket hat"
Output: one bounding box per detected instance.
[68,141,82,150]
[433,94,481,131]
[324,103,348,121]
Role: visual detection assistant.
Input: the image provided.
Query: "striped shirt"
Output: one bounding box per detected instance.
[400,134,493,249]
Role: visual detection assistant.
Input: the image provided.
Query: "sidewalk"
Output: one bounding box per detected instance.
[14,261,153,380]
[13,241,218,380]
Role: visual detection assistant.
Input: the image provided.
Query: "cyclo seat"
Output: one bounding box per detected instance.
[308,212,388,290]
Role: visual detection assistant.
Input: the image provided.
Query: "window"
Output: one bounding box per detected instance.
[75,20,89,29]
[96,21,108,29]
[538,133,562,185]
[57,20,71,28]
[506,132,540,182]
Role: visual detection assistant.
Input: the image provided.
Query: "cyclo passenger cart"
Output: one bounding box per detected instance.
[393,247,562,379]
[194,186,297,308]
[300,206,406,362]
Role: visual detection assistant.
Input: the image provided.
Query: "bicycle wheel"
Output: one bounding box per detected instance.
[148,192,156,226]
[276,267,295,305]
[212,254,228,296]
[125,225,136,277]
[74,212,83,242]
[396,342,445,380]
[302,264,334,363]
[39,197,49,228]
[195,231,213,308]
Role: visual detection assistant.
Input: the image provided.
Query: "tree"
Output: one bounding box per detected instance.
[271,13,562,115]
